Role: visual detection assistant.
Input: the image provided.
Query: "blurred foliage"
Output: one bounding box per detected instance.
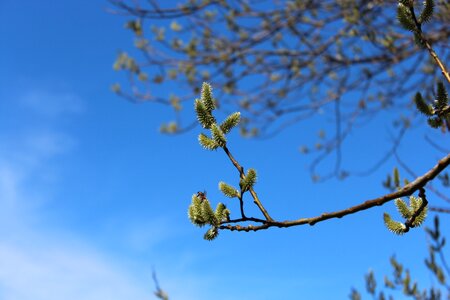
[110,0,450,180]
[350,216,450,299]
[107,1,450,297]
[110,0,449,136]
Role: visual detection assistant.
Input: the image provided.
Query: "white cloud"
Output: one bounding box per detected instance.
[0,138,205,299]
[0,241,151,300]
[0,90,152,300]
[23,131,76,158]
[0,138,148,299]
[0,130,75,225]
[1,88,215,300]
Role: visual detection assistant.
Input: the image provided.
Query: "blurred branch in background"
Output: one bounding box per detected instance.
[109,0,449,180]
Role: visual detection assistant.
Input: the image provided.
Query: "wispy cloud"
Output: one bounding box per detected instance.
[0,130,75,225]
[0,87,218,300]
[0,88,154,300]
[0,135,185,299]
[20,89,84,117]
[0,132,208,299]
[0,240,151,300]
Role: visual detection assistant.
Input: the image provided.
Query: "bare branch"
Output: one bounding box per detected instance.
[220,153,450,232]
[222,145,273,221]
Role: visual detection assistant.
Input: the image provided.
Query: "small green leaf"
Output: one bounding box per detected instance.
[398,0,413,7]
[383,174,392,189]
[384,213,407,235]
[419,0,434,23]
[125,19,143,36]
[219,182,239,198]
[412,207,427,227]
[195,99,216,129]
[170,20,182,31]
[204,227,219,241]
[393,168,400,188]
[409,196,420,211]
[138,72,148,82]
[436,81,448,110]
[349,289,361,300]
[188,195,207,227]
[169,95,182,111]
[201,200,218,226]
[384,276,395,288]
[160,122,179,134]
[215,203,230,222]
[240,168,257,192]
[198,133,219,150]
[397,4,416,31]
[395,199,412,219]
[365,270,376,295]
[220,112,241,134]
[211,124,227,147]
[201,82,216,112]
[414,92,433,116]
[409,196,427,227]
[111,83,121,93]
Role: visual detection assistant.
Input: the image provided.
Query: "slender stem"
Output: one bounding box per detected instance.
[430,207,450,214]
[237,194,247,218]
[222,146,273,221]
[152,271,169,300]
[220,153,450,232]
[221,217,266,224]
[409,6,450,83]
[424,40,450,83]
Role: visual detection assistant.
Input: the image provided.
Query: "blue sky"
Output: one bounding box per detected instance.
[1,1,449,299]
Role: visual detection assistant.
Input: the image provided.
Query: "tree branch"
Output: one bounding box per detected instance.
[430,206,450,214]
[222,146,273,221]
[220,153,450,232]
[408,6,450,83]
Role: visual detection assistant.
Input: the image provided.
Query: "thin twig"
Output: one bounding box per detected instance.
[408,6,450,83]
[429,206,450,214]
[219,153,450,232]
[395,150,450,204]
[222,145,273,221]
[152,270,169,300]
